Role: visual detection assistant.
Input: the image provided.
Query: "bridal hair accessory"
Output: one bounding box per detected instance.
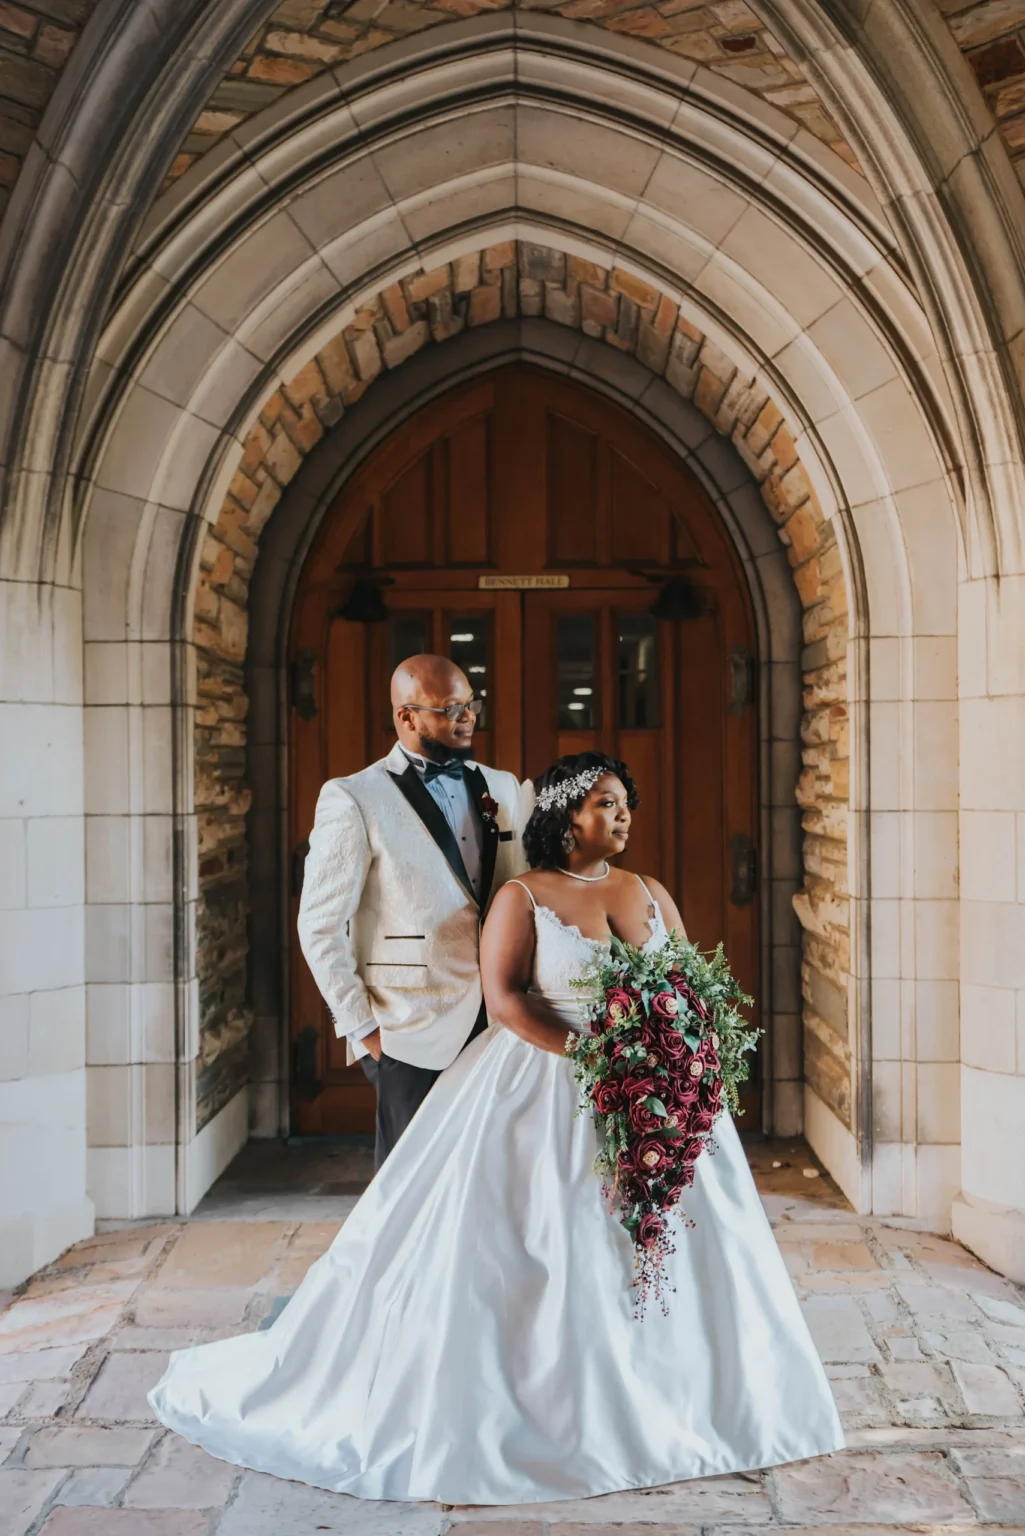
[567,930,758,1317]
[537,767,602,813]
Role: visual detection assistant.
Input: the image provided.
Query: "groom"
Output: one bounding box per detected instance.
[298,653,530,1166]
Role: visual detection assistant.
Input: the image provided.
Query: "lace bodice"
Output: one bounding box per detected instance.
[509,875,669,1022]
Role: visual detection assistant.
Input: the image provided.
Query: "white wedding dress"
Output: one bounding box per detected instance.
[150,885,844,1504]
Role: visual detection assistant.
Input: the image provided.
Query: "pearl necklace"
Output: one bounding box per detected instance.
[558,861,610,883]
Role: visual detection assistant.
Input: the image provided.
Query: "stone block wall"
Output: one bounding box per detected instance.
[192,240,851,1133]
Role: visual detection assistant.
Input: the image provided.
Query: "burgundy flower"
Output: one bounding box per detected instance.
[650,991,679,1021]
[480,793,499,821]
[629,1099,660,1134]
[637,1136,670,1174]
[690,1106,716,1135]
[659,1028,688,1062]
[591,1080,622,1115]
[604,986,636,1022]
[621,1074,658,1102]
[637,1211,665,1248]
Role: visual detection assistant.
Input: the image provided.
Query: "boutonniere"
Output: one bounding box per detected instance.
[480,792,499,828]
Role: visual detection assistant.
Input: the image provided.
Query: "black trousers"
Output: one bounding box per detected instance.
[360,1002,488,1169]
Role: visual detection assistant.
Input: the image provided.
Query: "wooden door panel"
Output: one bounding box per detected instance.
[289,364,762,1135]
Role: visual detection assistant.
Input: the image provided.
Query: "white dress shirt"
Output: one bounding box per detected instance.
[399,747,483,897]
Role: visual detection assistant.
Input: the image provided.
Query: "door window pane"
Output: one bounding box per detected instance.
[618,614,659,728]
[557,614,596,729]
[448,615,490,728]
[390,614,430,671]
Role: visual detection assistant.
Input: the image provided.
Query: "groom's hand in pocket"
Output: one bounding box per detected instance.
[363,1027,383,1061]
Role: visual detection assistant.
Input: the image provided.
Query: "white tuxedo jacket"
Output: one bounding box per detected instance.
[297,743,531,1069]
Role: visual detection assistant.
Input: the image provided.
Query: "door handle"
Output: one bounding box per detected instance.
[730,833,757,907]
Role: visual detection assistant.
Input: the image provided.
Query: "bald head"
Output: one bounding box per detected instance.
[390,653,468,709]
[390,653,478,761]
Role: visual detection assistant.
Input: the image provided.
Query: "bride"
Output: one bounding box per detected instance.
[150,751,844,1504]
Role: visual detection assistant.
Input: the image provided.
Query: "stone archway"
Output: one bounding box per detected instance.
[188,239,850,1170]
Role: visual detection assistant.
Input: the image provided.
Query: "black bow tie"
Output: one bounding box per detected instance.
[422,759,466,782]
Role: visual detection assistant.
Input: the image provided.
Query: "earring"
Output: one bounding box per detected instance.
[561,827,575,854]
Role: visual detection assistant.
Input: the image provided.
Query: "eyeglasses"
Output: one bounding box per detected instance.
[404,698,484,722]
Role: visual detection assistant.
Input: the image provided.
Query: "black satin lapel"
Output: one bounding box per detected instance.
[466,765,500,909]
[387,766,477,905]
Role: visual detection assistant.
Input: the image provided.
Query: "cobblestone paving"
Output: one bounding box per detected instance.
[0,1143,1023,1534]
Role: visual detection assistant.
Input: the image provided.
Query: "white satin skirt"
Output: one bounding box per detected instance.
[149,1023,844,1504]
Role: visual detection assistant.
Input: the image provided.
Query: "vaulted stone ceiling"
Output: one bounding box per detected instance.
[169,0,862,182]
[5,1,1025,229]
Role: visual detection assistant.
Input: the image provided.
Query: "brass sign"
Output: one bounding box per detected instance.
[477,574,570,590]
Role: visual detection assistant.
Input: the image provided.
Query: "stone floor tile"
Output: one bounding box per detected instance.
[811,1242,878,1271]
[881,1362,956,1404]
[124,1431,238,1509]
[38,1510,210,1534]
[895,1283,977,1322]
[53,1466,132,1506]
[17,1378,71,1417]
[157,1223,289,1289]
[0,1284,137,1354]
[951,1359,1023,1415]
[923,1328,995,1364]
[219,1469,445,1534]
[55,1228,174,1268]
[74,1351,168,1422]
[860,1291,900,1326]
[132,1287,251,1328]
[829,1375,888,1418]
[0,1379,25,1414]
[963,1475,1025,1519]
[0,1425,24,1460]
[25,1425,155,1467]
[291,1222,341,1252]
[446,1525,547,1536]
[799,1272,893,1292]
[0,1345,89,1385]
[0,1467,65,1531]
[801,1297,881,1363]
[975,1293,1025,1328]
[111,1326,221,1351]
[771,1449,977,1522]
[884,1334,924,1360]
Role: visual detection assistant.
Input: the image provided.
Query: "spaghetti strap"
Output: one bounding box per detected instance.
[632,872,658,908]
[507,878,538,910]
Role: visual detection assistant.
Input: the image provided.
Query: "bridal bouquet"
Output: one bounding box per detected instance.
[567,931,757,1311]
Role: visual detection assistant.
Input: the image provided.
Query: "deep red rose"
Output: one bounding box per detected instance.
[480,793,499,818]
[636,1135,670,1174]
[629,1099,660,1133]
[671,1071,702,1106]
[659,1028,688,1062]
[690,1106,716,1135]
[591,1080,622,1115]
[674,982,710,1022]
[650,990,679,1021]
[621,1074,658,1101]
[604,986,635,1023]
[681,1137,704,1163]
[637,1211,665,1248]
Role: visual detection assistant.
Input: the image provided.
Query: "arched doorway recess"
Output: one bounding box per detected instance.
[288,366,759,1135]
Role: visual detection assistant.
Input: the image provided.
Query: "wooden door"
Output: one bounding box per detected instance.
[288,366,760,1134]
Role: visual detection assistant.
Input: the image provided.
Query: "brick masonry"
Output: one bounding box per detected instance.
[192,239,852,1133]
[0,1,93,219]
[8,3,1025,241]
[167,0,860,184]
